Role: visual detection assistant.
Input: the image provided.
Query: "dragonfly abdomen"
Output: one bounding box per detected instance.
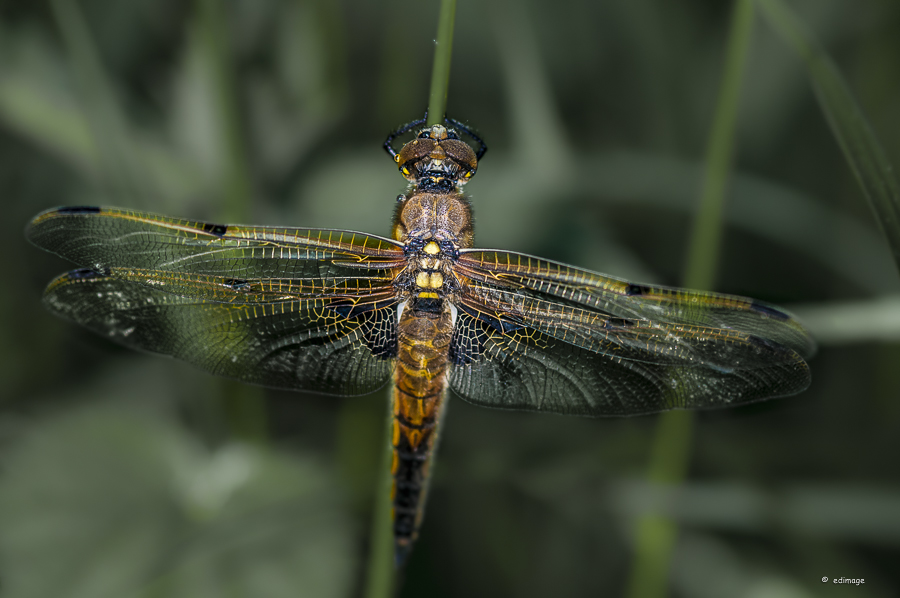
[391,299,454,564]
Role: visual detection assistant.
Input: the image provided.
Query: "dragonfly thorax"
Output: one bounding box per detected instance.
[392,192,474,249]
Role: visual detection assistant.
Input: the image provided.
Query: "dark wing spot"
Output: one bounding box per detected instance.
[750,301,790,320]
[603,317,638,329]
[625,284,647,296]
[68,267,110,280]
[202,222,228,237]
[498,317,524,334]
[326,299,398,359]
[456,302,523,335]
[56,206,102,214]
[328,298,394,319]
[329,299,360,319]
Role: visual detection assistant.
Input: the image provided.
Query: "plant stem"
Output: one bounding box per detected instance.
[626,1,755,597]
[427,0,458,125]
[757,0,900,273]
[683,0,755,292]
[364,3,458,595]
[363,407,397,598]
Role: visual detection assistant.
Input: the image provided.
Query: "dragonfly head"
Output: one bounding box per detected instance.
[395,124,478,191]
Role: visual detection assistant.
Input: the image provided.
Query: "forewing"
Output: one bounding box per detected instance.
[28,206,406,394]
[44,268,397,395]
[449,255,812,416]
[26,207,406,280]
[456,249,815,358]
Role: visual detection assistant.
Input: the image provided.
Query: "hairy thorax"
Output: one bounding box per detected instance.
[393,191,474,249]
[393,190,473,305]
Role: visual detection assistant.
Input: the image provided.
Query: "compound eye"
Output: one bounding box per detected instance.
[446,130,460,140]
[417,131,432,139]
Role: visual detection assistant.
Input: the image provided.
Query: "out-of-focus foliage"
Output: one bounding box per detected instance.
[759,0,900,274]
[0,400,354,598]
[1,0,899,597]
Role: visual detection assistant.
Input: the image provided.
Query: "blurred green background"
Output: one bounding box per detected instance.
[2,0,899,596]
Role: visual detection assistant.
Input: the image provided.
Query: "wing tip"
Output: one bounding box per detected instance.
[29,205,102,224]
[743,300,817,358]
[26,206,104,244]
[749,299,791,320]
[43,267,110,297]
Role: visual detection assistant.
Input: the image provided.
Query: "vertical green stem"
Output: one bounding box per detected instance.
[682,0,755,292]
[427,0,458,125]
[195,0,268,444]
[363,408,397,598]
[758,0,900,272]
[364,3,458,595]
[626,2,754,597]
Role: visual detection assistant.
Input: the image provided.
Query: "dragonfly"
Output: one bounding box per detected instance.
[27,116,814,565]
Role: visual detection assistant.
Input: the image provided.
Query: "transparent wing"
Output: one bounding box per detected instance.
[449,251,813,416]
[456,249,815,358]
[44,268,397,394]
[28,206,408,394]
[27,206,407,280]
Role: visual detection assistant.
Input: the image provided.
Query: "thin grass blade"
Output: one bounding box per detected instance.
[758,0,900,272]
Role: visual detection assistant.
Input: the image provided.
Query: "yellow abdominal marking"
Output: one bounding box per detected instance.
[415,271,443,289]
